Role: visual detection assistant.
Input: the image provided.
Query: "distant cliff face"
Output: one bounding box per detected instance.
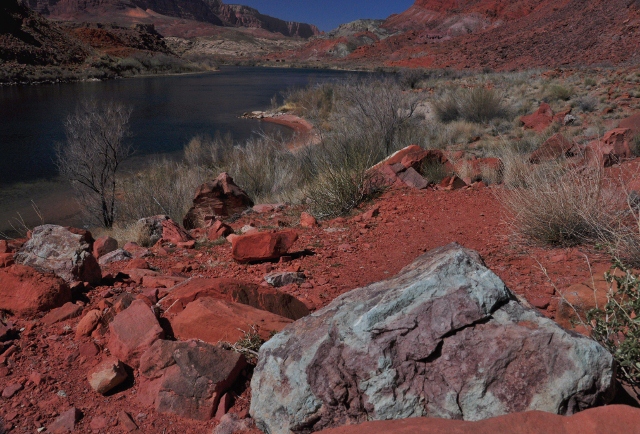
[24,0,320,38]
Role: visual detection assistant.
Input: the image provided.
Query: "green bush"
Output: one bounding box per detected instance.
[546,84,573,101]
[588,260,640,386]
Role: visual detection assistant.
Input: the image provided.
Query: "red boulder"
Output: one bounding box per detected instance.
[231,230,298,263]
[520,102,554,132]
[585,128,633,167]
[530,133,576,163]
[169,297,293,344]
[107,299,164,368]
[92,236,118,259]
[207,220,234,240]
[0,265,71,317]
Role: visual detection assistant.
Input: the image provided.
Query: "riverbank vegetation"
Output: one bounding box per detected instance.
[48,67,640,267]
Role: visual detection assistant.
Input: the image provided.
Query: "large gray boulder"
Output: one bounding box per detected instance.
[15,225,101,285]
[250,243,616,434]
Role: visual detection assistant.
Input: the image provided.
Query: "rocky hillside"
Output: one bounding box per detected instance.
[25,0,320,38]
[275,0,640,69]
[0,0,90,66]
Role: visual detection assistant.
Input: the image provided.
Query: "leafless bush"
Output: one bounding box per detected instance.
[330,77,423,155]
[56,100,133,228]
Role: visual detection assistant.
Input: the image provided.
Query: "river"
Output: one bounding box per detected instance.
[0,66,356,235]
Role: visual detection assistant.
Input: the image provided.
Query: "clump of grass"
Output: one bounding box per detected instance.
[499,163,622,246]
[546,84,573,101]
[433,86,509,124]
[230,325,266,361]
[421,160,450,184]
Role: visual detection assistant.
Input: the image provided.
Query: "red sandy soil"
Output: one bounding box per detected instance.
[0,179,616,432]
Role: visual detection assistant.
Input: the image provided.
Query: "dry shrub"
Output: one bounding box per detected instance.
[499,163,624,246]
[433,86,509,124]
[302,138,382,219]
[117,159,209,224]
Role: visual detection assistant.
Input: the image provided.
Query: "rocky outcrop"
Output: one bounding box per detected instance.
[183,173,254,229]
[585,128,633,167]
[319,405,640,434]
[15,225,101,285]
[0,264,71,317]
[159,277,309,320]
[251,243,615,433]
[135,215,191,246]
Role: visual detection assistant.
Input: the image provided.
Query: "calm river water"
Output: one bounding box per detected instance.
[0,66,356,233]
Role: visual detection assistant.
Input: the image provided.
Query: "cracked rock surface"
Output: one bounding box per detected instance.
[250,243,615,434]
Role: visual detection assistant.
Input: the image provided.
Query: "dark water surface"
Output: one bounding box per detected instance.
[0,66,357,232]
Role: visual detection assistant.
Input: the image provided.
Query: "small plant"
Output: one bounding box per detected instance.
[584,77,597,87]
[231,325,266,360]
[587,260,640,387]
[421,160,449,184]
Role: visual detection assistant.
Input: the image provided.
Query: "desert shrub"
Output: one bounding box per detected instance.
[117,159,209,224]
[576,95,599,113]
[459,87,509,123]
[433,87,508,124]
[283,82,336,122]
[433,91,460,123]
[587,260,640,386]
[224,136,303,204]
[399,68,426,90]
[499,163,622,246]
[584,77,597,87]
[301,137,382,219]
[331,77,423,155]
[546,84,573,101]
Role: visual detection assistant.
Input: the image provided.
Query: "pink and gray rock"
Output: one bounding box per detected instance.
[264,272,306,287]
[250,243,615,433]
[98,249,132,266]
[14,225,101,285]
[139,339,246,421]
[183,172,254,229]
[135,216,191,247]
